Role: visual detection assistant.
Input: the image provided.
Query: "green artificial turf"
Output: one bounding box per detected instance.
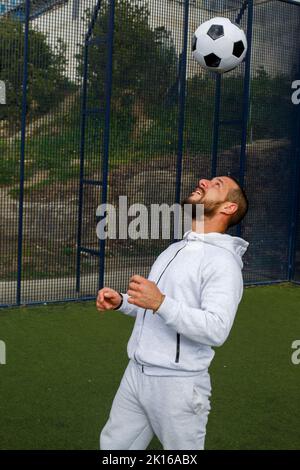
[0,283,299,450]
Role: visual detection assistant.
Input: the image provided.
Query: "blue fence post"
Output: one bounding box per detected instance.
[239,0,254,188]
[211,74,222,178]
[76,0,104,293]
[288,116,300,281]
[174,0,190,240]
[75,43,89,293]
[16,0,30,305]
[98,0,115,290]
[236,0,254,238]
[288,70,300,281]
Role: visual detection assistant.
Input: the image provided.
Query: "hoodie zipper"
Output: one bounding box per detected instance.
[155,245,186,364]
[175,333,180,363]
[135,244,186,367]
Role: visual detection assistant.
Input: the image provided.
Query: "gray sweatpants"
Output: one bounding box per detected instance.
[100,359,211,450]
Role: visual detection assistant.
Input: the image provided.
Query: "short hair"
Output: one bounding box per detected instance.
[225,174,249,228]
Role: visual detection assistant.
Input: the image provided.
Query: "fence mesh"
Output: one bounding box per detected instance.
[0,0,300,306]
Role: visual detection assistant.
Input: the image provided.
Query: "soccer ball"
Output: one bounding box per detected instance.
[192,17,248,74]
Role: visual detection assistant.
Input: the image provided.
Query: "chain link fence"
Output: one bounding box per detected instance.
[0,0,300,306]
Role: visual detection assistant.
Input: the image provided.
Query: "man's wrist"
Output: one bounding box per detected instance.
[113,293,123,310]
[153,294,165,314]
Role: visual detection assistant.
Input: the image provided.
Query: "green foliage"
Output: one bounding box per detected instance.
[0,6,295,188]
[77,0,178,109]
[184,74,216,154]
[249,67,293,141]
[182,69,294,156]
[0,18,75,129]
[0,140,19,184]
[0,68,294,187]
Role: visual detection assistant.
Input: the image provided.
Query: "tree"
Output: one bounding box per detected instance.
[77,0,178,112]
[0,17,74,132]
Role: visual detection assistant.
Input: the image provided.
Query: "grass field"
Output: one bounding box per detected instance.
[0,283,299,450]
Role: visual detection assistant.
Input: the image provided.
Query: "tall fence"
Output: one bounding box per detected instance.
[0,0,300,307]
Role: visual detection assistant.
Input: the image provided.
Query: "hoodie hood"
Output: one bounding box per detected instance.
[183,230,249,269]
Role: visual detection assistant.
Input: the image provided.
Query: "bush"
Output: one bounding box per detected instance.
[0,17,75,131]
[183,69,293,157]
[76,0,178,127]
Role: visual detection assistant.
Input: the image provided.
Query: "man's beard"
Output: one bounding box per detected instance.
[181,195,222,220]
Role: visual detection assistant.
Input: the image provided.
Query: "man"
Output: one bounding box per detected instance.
[97,175,249,450]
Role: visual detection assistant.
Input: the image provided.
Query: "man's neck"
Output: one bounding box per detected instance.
[191,218,226,234]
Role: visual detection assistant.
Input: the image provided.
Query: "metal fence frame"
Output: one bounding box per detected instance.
[75,0,115,293]
[0,0,300,308]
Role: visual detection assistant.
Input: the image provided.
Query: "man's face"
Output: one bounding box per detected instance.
[183,176,237,217]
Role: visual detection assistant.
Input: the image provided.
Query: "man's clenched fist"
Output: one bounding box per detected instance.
[127,275,165,312]
[96,288,122,313]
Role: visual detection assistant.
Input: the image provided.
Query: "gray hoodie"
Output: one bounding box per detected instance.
[119,230,249,376]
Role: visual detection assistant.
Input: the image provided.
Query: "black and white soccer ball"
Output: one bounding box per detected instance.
[192,17,248,73]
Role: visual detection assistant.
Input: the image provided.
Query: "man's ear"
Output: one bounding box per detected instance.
[221,202,238,216]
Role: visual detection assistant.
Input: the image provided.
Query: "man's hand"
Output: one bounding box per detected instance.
[127,275,165,312]
[96,288,122,313]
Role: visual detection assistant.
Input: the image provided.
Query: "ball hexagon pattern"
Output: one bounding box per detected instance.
[192,17,248,73]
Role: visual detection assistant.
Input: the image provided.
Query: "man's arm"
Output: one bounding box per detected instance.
[155,258,243,347]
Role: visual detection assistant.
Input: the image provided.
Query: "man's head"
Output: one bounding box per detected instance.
[182,175,249,232]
